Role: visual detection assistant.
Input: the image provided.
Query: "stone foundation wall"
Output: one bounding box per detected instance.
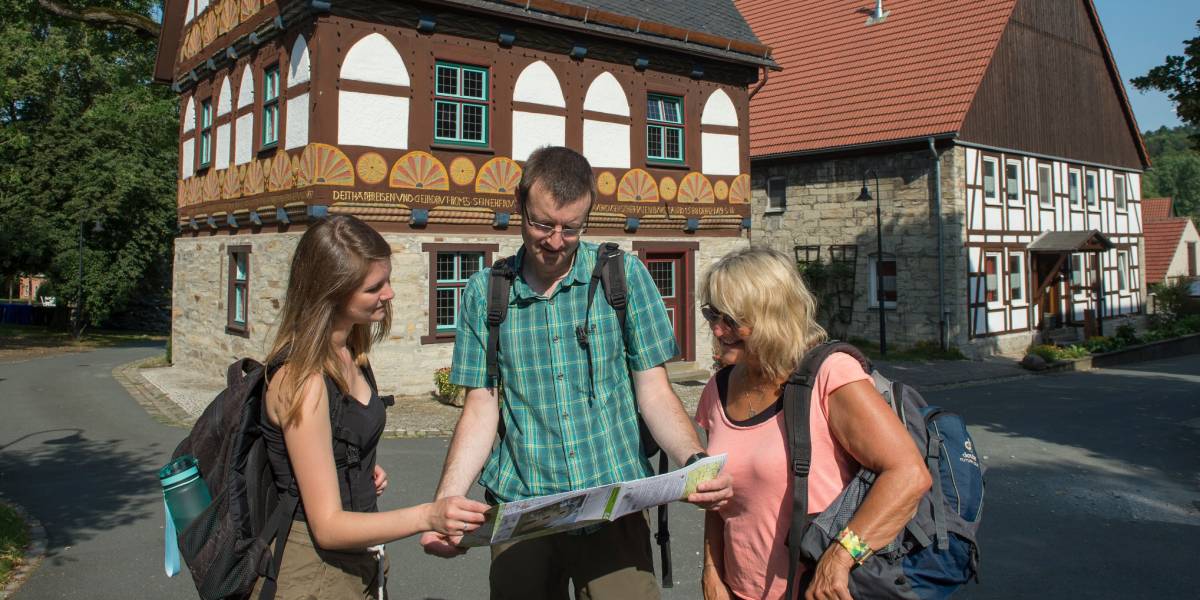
[749,147,970,351]
[172,231,748,396]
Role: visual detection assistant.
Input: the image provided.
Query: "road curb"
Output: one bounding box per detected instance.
[113,357,194,429]
[0,496,48,600]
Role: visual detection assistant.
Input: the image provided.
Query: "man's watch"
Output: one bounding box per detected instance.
[684,452,709,466]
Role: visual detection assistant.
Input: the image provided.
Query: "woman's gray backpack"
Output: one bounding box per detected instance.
[783,342,985,599]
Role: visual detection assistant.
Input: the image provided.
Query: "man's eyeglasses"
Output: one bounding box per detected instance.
[522,208,586,239]
[701,304,739,330]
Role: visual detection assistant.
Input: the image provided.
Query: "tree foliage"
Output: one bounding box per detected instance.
[1132,19,1200,150]
[0,0,177,328]
[1141,126,1200,223]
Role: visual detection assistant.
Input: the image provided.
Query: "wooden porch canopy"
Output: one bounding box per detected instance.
[1028,229,1114,334]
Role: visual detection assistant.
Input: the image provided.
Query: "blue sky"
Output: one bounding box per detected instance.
[1093,0,1198,132]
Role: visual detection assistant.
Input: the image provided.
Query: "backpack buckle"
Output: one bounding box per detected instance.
[793,458,810,476]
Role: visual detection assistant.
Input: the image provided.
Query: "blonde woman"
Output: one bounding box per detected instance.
[259,215,488,599]
[695,248,930,600]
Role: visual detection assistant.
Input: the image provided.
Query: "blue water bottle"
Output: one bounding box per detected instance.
[159,455,212,576]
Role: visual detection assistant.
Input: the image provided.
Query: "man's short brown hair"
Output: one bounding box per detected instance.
[516,146,597,211]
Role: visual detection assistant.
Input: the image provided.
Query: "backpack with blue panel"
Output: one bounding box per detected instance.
[783,341,985,599]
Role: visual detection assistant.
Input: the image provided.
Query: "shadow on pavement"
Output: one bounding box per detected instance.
[0,427,162,564]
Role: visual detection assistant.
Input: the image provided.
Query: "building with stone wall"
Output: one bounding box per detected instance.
[736,0,1150,357]
[154,0,774,394]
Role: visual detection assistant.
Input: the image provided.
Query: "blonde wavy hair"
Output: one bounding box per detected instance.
[700,247,827,381]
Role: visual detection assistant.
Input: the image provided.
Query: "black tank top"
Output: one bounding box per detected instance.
[262,361,390,520]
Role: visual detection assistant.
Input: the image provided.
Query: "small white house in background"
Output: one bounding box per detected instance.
[1142,198,1199,296]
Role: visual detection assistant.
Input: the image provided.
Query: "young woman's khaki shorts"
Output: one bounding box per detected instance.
[253,520,389,600]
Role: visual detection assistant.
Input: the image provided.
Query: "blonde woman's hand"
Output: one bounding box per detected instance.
[373,465,388,496]
[805,544,854,600]
[423,496,489,537]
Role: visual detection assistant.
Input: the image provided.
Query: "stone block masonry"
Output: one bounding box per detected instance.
[172,232,747,397]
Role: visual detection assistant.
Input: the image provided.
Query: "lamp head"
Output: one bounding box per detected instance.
[857,185,872,202]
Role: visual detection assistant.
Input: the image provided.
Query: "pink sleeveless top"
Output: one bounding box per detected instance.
[694,353,870,600]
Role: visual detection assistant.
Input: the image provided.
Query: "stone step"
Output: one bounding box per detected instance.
[666,361,712,383]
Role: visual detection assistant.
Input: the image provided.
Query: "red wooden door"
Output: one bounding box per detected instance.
[644,252,687,361]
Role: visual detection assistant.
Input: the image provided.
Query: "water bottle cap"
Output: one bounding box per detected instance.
[159,455,200,486]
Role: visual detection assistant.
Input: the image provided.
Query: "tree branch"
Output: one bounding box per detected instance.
[37,0,161,39]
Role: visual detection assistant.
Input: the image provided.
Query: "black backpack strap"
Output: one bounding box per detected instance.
[924,411,951,551]
[361,361,394,407]
[655,451,672,587]
[486,257,516,389]
[783,340,856,599]
[256,490,299,600]
[598,242,627,330]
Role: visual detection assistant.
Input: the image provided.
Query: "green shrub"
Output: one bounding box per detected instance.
[433,367,461,401]
[1115,322,1140,345]
[1082,336,1122,354]
[1029,344,1062,363]
[1029,343,1091,363]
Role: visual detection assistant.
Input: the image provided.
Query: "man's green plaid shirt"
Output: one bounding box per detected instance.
[450,241,679,502]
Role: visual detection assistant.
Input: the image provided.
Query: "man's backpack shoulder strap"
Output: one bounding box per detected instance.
[596,242,628,331]
[485,257,517,388]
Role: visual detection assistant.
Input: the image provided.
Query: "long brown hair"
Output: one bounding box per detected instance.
[266,215,392,427]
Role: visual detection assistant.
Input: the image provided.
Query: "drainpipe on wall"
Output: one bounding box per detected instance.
[749,65,769,99]
[929,137,948,351]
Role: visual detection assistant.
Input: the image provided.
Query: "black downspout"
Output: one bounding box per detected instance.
[929,137,948,351]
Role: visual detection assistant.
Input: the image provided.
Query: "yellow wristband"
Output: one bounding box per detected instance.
[836,527,874,565]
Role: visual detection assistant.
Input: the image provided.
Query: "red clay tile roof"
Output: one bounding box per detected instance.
[1142,198,1175,222]
[736,0,1018,157]
[1143,218,1191,285]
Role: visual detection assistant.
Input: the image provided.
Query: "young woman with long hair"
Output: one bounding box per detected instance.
[258,215,487,599]
[695,247,930,600]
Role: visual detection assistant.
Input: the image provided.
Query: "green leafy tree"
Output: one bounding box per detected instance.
[0,0,176,331]
[1133,19,1200,150]
[1141,150,1200,220]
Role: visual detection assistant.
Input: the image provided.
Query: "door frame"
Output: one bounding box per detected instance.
[632,241,698,362]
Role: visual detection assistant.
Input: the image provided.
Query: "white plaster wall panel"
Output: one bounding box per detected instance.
[513,61,565,107]
[987,311,1006,333]
[234,113,253,165]
[1002,235,1016,243]
[215,123,230,170]
[582,119,630,168]
[183,97,196,133]
[196,0,207,17]
[969,191,983,230]
[285,93,309,150]
[701,89,738,126]
[341,33,410,86]
[1070,212,1084,230]
[181,139,195,179]
[511,111,565,161]
[289,35,311,87]
[1005,209,1021,232]
[338,92,408,149]
[237,67,254,109]
[968,247,981,273]
[217,77,232,116]
[965,148,977,182]
[984,207,1002,232]
[583,72,630,116]
[701,132,740,176]
[1011,309,1027,331]
[973,306,987,335]
[186,0,195,23]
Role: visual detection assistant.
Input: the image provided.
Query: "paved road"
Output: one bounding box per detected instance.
[1,346,1197,598]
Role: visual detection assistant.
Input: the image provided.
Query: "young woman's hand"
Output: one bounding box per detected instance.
[702,565,733,600]
[373,465,388,496]
[423,496,489,537]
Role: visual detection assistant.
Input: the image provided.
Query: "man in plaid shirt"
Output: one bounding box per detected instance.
[420,147,732,599]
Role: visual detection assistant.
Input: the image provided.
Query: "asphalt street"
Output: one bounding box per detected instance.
[1,345,1197,599]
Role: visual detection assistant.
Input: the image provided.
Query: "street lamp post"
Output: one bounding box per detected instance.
[857,171,887,356]
[73,217,103,340]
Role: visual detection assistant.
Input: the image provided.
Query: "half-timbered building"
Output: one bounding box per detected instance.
[154,0,774,393]
[735,0,1149,356]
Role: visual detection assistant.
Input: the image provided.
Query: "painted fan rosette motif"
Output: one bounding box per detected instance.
[242,159,266,196]
[218,0,239,35]
[297,143,355,186]
[240,0,261,21]
[390,151,449,190]
[677,172,714,203]
[728,174,751,204]
[203,170,222,203]
[267,151,294,192]
[617,169,659,203]
[221,167,242,199]
[475,157,522,195]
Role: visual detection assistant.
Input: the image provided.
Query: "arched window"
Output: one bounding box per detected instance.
[582,72,630,169]
[338,33,410,149]
[511,61,565,160]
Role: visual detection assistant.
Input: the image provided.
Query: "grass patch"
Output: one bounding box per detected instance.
[0,323,165,351]
[0,501,30,587]
[847,338,967,362]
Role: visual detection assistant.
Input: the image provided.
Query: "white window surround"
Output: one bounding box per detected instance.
[1114,174,1127,212]
[1005,159,1023,206]
[868,254,898,309]
[1008,252,1026,306]
[1037,164,1053,209]
[1070,254,1086,299]
[1085,171,1098,209]
[1068,169,1082,209]
[1117,251,1129,292]
[983,253,1003,308]
[982,157,999,204]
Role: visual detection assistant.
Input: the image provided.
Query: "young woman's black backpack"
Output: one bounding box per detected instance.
[170,358,374,600]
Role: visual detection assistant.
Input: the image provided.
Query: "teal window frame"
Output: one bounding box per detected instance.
[262,65,280,148]
[434,251,485,332]
[646,94,684,163]
[433,62,489,147]
[199,99,212,169]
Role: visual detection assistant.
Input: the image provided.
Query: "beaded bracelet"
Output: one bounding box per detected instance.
[836,527,874,565]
